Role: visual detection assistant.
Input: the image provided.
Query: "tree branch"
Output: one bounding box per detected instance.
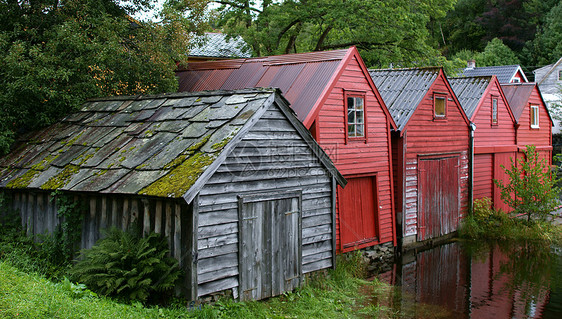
[314,25,332,51]
[212,1,262,13]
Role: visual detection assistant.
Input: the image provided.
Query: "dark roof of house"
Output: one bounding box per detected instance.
[449,76,493,119]
[189,32,251,58]
[176,48,351,126]
[0,88,345,202]
[369,67,441,131]
[460,65,527,83]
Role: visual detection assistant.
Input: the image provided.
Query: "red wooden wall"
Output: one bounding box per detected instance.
[396,72,470,241]
[316,54,395,252]
[471,79,517,212]
[515,85,552,166]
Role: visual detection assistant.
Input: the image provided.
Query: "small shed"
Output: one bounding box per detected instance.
[450,76,517,212]
[175,47,398,253]
[369,68,471,246]
[0,88,345,301]
[501,83,553,165]
[533,57,562,134]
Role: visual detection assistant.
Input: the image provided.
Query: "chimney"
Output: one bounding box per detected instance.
[467,60,476,69]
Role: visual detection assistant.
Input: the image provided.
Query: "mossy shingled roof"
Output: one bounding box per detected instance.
[0,88,277,199]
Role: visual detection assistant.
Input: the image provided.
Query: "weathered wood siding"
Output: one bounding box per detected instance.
[1,190,194,290]
[516,85,552,166]
[472,80,517,211]
[316,55,395,252]
[398,73,470,239]
[197,104,334,298]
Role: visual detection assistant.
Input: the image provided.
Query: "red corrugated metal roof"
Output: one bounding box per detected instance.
[176,49,349,123]
[501,83,535,120]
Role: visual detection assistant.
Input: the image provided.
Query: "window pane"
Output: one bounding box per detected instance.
[356,124,364,137]
[356,110,364,124]
[347,97,355,110]
[355,97,364,110]
[492,99,498,123]
[348,124,355,137]
[348,109,355,124]
[435,97,446,116]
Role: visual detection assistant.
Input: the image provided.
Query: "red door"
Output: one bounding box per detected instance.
[418,156,460,241]
[493,152,513,212]
[337,176,378,252]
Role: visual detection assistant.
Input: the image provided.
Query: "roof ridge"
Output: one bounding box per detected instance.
[87,88,276,102]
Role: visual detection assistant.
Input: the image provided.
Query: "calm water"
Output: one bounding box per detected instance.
[372,241,562,319]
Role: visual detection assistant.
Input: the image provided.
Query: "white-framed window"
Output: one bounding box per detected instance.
[434,94,447,119]
[492,97,498,125]
[512,78,521,83]
[346,93,366,140]
[558,70,562,81]
[530,105,539,128]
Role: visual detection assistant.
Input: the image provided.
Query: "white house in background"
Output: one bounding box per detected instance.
[534,57,562,134]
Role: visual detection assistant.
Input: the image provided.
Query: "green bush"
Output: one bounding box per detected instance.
[70,228,182,304]
[494,145,560,222]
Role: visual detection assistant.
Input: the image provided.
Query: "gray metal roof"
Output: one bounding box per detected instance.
[460,65,527,83]
[0,89,301,200]
[449,76,492,119]
[189,32,251,58]
[369,68,440,131]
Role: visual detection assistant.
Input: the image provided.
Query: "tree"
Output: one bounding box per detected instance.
[211,0,456,67]
[475,38,520,66]
[529,2,562,65]
[494,145,560,222]
[0,0,207,155]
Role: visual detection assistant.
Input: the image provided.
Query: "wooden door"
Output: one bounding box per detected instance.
[493,152,513,212]
[418,156,460,241]
[239,192,302,301]
[337,176,378,252]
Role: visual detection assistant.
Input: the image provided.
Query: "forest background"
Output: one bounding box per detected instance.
[1,0,561,155]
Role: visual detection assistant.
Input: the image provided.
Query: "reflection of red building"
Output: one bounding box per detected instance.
[380,243,551,318]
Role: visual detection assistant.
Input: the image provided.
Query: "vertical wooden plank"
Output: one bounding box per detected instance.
[183,198,198,301]
[36,193,45,235]
[89,198,97,248]
[111,198,118,229]
[271,199,281,297]
[331,176,336,269]
[143,199,151,235]
[122,198,129,231]
[130,199,138,227]
[154,201,162,234]
[45,192,55,234]
[100,196,107,231]
[174,203,181,260]
[165,202,172,247]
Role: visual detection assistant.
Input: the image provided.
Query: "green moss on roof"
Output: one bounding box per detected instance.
[139,151,215,198]
[6,169,41,189]
[40,165,80,190]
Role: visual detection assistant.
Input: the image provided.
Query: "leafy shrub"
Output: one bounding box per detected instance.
[494,145,560,222]
[70,228,182,304]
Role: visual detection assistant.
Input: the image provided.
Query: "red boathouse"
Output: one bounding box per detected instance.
[450,76,517,212]
[369,68,471,246]
[175,47,398,253]
[501,83,553,166]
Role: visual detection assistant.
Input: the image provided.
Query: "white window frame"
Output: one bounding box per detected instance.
[530,105,539,128]
[492,97,498,125]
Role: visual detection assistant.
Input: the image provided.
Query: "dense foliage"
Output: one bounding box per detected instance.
[210,0,457,67]
[0,0,207,155]
[70,228,182,304]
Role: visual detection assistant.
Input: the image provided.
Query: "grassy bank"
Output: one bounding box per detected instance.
[0,253,387,319]
[459,199,562,245]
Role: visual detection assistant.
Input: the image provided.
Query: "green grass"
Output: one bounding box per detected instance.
[0,252,388,319]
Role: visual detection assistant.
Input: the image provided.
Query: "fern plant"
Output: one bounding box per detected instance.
[70,227,182,304]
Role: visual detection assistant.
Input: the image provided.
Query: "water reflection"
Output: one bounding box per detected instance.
[374,241,562,319]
